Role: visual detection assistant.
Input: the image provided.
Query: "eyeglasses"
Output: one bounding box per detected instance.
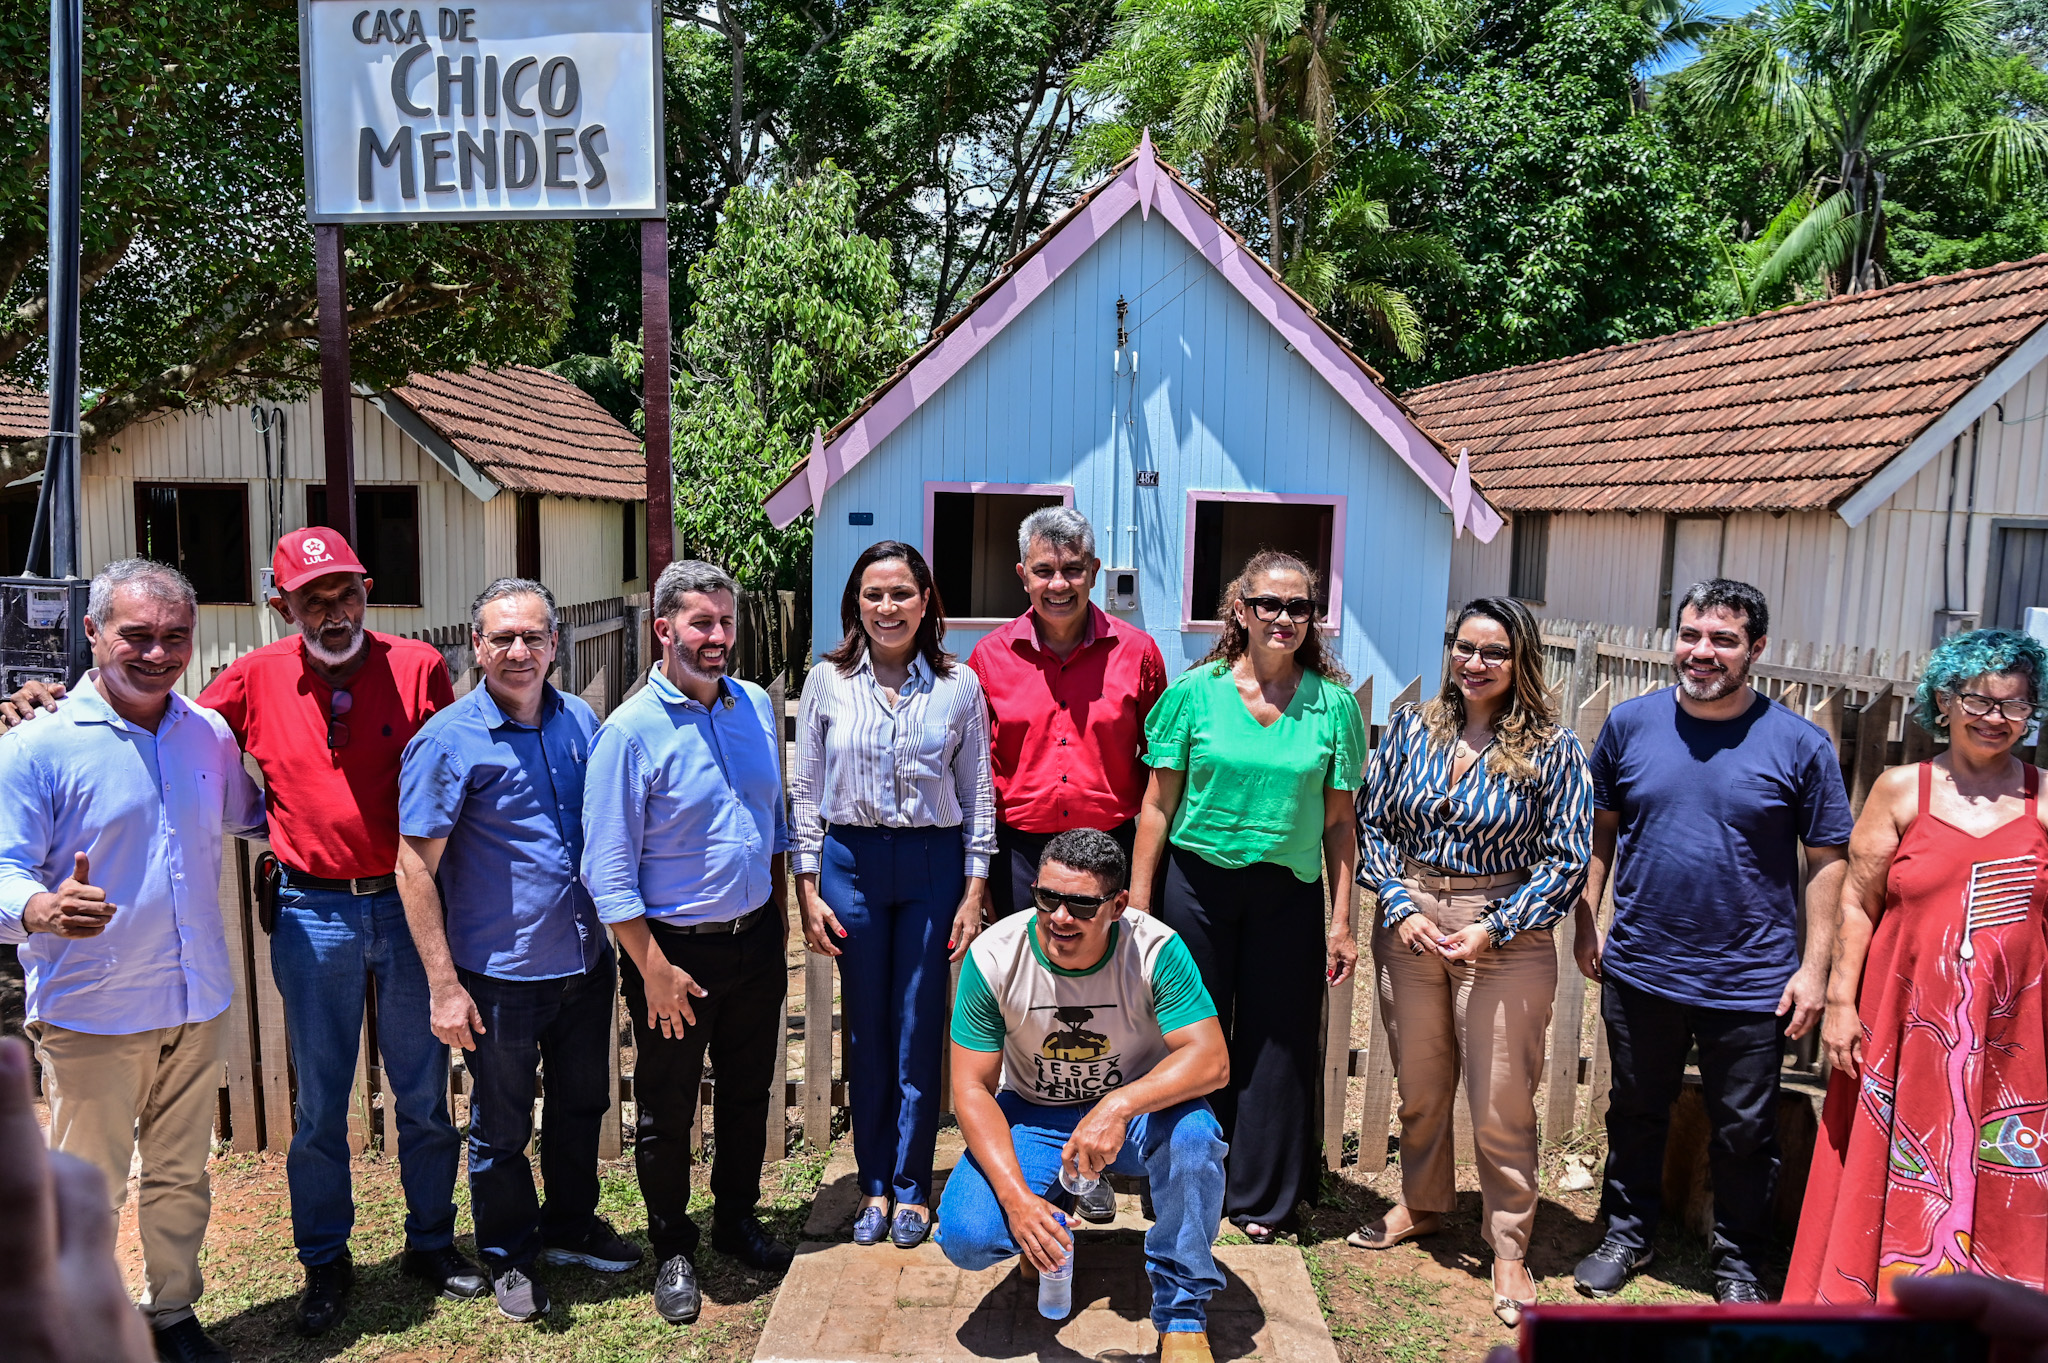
[1244,595,1317,623]
[326,687,353,750]
[1950,691,2037,723]
[482,631,553,654]
[1030,885,1112,920]
[1451,640,1513,667]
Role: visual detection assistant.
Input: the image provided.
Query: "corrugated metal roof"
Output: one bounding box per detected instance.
[0,380,42,442]
[384,364,645,502]
[1402,255,2048,513]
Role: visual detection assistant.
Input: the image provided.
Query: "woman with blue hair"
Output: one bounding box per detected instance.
[1789,629,2048,1301]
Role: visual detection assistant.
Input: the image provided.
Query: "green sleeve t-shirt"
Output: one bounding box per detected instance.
[1143,664,1366,882]
[951,910,1216,1105]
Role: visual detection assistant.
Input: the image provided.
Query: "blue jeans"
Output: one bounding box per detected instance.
[822,825,962,1205]
[936,1091,1227,1333]
[270,882,461,1266]
[460,948,617,1271]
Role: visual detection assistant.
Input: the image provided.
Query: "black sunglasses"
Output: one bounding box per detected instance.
[1030,885,1113,920]
[1243,595,1316,623]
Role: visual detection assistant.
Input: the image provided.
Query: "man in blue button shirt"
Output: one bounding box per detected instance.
[397,578,643,1324]
[0,560,265,1363]
[582,559,794,1326]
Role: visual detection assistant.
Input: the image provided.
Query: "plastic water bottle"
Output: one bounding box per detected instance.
[1037,1211,1073,1320]
[1058,1164,1100,1199]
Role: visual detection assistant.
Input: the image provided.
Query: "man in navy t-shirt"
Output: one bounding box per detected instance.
[1570,580,1851,1304]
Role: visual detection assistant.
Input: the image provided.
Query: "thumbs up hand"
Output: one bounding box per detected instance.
[24,853,116,938]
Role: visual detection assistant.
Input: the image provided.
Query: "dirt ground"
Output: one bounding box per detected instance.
[99,1127,1751,1363]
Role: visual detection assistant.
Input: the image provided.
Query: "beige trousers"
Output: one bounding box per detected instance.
[1372,877,1555,1259]
[31,1014,224,1327]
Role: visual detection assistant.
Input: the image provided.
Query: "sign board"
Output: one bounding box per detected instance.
[299,0,665,222]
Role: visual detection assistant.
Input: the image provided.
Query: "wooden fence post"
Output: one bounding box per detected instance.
[1351,676,1418,1174]
[1850,685,1895,814]
[1542,681,1611,1142]
[804,952,834,1152]
[218,839,262,1152]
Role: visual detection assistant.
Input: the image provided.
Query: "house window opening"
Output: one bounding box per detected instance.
[929,489,1066,620]
[307,485,422,607]
[1189,499,1334,622]
[1509,511,1550,605]
[135,483,251,605]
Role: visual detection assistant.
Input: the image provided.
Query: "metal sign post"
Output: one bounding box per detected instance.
[297,0,669,561]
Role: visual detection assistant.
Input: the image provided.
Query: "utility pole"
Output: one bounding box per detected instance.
[30,0,82,578]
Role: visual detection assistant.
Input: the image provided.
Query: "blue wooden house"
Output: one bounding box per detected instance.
[764,136,1503,716]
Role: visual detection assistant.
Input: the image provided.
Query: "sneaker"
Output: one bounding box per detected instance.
[653,1253,702,1324]
[400,1245,489,1300]
[492,1266,550,1322]
[295,1253,354,1337]
[1076,1180,1118,1224]
[1573,1239,1654,1298]
[152,1315,231,1363]
[1715,1277,1769,1305]
[540,1216,645,1273]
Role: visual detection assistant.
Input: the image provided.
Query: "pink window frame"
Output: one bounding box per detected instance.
[1181,490,1347,633]
[922,481,1076,628]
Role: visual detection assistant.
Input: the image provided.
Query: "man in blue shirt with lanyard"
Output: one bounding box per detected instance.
[396,579,642,1324]
[582,560,794,1326]
[0,560,266,1363]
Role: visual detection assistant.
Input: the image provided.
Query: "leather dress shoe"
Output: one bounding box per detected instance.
[653,1253,703,1324]
[711,1215,794,1272]
[151,1315,231,1363]
[401,1245,489,1300]
[852,1205,887,1246]
[296,1253,354,1337]
[888,1206,931,1249]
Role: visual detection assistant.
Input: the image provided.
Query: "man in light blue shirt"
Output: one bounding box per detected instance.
[581,559,792,1326]
[397,578,639,1324]
[0,560,264,1363]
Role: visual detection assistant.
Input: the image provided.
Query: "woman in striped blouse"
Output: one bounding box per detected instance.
[792,541,997,1249]
[1349,596,1591,1327]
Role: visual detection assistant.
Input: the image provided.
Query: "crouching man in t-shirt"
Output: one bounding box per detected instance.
[937,828,1230,1363]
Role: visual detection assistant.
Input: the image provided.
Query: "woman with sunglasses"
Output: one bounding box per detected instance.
[1128,550,1366,1243]
[791,542,997,1249]
[1788,630,2048,1302]
[1349,596,1590,1327]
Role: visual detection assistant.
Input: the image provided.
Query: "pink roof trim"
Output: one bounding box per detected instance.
[764,138,1501,541]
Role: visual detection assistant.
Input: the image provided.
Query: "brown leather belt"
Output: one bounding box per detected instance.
[1402,860,1528,894]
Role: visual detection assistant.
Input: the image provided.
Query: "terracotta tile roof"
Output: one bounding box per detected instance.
[1,379,43,442]
[1402,254,2048,513]
[386,364,644,502]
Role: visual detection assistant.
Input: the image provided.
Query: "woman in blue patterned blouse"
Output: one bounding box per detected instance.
[1348,596,1591,1327]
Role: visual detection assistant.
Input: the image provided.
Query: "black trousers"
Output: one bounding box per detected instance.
[989,818,1138,919]
[1157,846,1325,1229]
[1599,975,1786,1282]
[620,906,786,1261]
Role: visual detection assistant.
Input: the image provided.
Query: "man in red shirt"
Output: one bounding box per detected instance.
[966,507,1168,924]
[181,530,485,1333]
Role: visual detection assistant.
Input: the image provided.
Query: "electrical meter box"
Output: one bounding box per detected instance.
[0,577,90,698]
[1107,569,1139,612]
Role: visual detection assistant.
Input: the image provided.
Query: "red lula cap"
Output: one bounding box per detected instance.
[272,526,368,595]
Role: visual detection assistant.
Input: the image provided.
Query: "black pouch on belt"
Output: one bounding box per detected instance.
[255,850,282,935]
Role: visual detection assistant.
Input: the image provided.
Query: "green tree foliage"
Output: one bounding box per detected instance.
[1716,184,1859,312]
[1395,0,1718,384]
[1673,0,2048,294]
[0,0,571,478]
[1075,0,1468,358]
[670,167,911,588]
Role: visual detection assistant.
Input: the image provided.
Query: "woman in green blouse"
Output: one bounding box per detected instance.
[1128,550,1366,1241]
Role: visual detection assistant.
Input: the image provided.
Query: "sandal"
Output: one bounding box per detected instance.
[1346,1212,1442,1250]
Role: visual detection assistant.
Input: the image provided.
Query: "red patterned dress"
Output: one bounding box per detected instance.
[1788,762,2048,1301]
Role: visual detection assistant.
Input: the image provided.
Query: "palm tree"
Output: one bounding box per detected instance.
[1075,0,1466,352]
[1677,0,2048,293]
[1718,184,1860,313]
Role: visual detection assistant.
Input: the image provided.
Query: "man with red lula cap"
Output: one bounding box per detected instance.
[0,527,486,1336]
